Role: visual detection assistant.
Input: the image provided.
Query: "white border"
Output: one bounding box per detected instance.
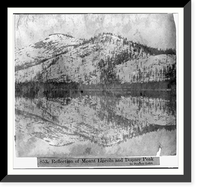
[7,8,184,175]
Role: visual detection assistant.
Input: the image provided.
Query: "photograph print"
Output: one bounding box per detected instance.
[14,13,176,165]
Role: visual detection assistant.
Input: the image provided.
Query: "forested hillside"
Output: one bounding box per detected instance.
[15,33,176,88]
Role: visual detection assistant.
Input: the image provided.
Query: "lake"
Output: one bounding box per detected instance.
[15,90,176,157]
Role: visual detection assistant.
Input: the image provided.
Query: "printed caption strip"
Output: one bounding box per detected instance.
[37,157,160,167]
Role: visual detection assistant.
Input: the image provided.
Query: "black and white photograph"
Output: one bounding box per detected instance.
[14,13,177,166]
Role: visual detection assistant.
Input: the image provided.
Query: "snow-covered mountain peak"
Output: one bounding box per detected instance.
[15,33,83,71]
[15,32,176,84]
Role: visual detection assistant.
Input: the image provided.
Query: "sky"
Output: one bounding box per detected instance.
[15,14,176,50]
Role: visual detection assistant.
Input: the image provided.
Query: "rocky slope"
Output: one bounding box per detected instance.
[15,33,176,85]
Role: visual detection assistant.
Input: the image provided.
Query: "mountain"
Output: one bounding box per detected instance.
[15,95,176,149]
[15,33,176,85]
[15,33,83,70]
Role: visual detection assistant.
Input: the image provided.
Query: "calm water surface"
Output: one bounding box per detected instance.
[15,91,176,157]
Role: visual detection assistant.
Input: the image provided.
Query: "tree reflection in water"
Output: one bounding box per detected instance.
[15,90,176,157]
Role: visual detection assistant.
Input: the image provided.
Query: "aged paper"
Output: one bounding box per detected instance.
[14,13,176,168]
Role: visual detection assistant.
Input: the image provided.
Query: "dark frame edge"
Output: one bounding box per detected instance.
[1,6,8,183]
[3,3,191,182]
[183,0,192,182]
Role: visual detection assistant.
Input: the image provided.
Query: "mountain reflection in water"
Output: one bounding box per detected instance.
[15,91,176,157]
